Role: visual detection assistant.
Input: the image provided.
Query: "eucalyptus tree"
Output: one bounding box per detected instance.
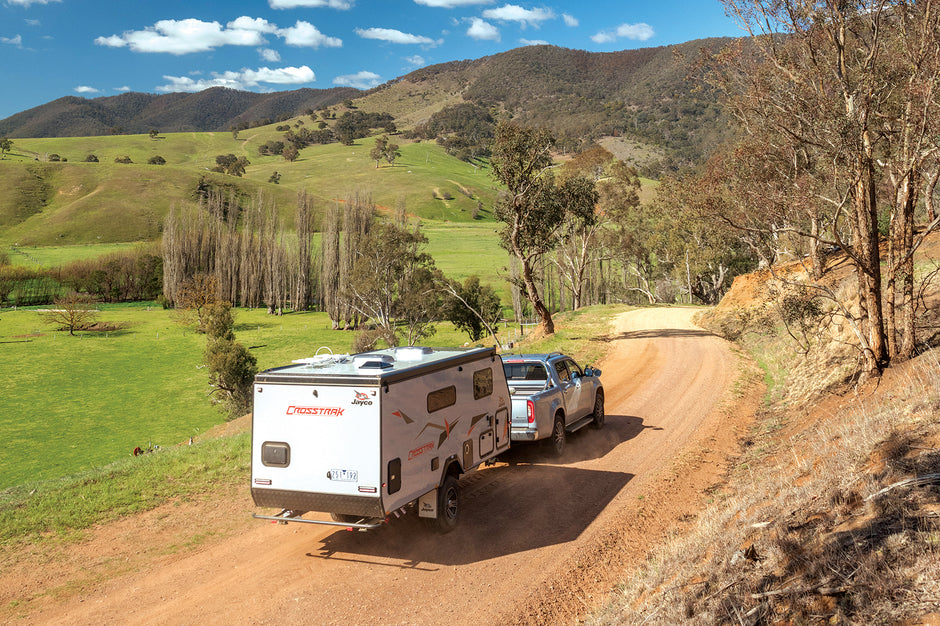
[490,121,597,334]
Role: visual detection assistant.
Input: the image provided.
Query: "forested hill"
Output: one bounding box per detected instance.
[361,38,737,171]
[0,86,359,138]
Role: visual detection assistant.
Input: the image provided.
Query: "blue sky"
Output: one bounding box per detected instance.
[0,0,743,121]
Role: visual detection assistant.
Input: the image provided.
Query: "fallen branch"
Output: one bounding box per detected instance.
[864,473,940,502]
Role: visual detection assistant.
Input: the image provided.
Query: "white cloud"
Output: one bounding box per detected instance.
[562,13,578,27]
[404,54,425,66]
[520,38,547,46]
[414,0,492,6]
[227,16,278,34]
[482,4,554,27]
[466,17,499,41]
[259,47,281,61]
[25,19,40,26]
[333,70,381,89]
[6,0,60,6]
[95,18,266,55]
[115,86,131,92]
[279,21,343,47]
[157,65,316,92]
[1,34,23,47]
[355,27,439,46]
[592,22,655,44]
[74,85,100,94]
[269,0,352,8]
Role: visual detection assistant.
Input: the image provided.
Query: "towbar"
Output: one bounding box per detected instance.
[252,510,385,530]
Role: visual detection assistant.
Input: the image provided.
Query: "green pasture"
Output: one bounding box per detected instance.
[6,243,143,267]
[0,303,501,491]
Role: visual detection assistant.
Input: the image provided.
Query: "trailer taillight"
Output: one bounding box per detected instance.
[526,399,535,424]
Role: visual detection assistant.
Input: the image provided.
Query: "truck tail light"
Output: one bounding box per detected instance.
[526,399,535,424]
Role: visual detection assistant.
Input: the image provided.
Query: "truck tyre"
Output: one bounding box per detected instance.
[424,473,460,533]
[591,392,605,429]
[330,513,360,524]
[549,415,566,457]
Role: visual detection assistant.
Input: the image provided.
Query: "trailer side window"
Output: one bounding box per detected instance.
[472,368,493,400]
[427,385,457,413]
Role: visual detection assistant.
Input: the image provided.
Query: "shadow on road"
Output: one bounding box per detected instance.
[612,328,716,341]
[305,414,662,567]
[309,463,633,567]
[501,414,660,465]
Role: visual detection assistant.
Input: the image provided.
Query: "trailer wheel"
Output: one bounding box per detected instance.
[424,473,460,533]
[330,513,360,524]
[548,415,567,457]
[591,392,605,429]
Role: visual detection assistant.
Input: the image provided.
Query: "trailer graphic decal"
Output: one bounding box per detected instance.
[416,418,461,448]
[467,413,488,435]
[408,442,434,460]
[392,410,414,424]
[286,406,345,416]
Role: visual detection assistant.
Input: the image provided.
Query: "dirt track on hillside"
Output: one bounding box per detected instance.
[2,307,759,625]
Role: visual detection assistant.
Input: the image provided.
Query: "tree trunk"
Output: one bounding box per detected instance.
[521,256,553,334]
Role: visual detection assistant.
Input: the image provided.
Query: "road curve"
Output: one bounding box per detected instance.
[23,307,745,625]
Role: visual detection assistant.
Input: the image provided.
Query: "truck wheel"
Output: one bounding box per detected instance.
[591,392,605,429]
[330,513,360,524]
[424,473,460,533]
[549,415,566,457]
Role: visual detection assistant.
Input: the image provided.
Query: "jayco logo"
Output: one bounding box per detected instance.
[352,390,373,406]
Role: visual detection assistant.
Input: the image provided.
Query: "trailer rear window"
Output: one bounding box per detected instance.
[427,386,457,413]
[473,368,493,399]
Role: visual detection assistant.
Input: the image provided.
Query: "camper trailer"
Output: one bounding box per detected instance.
[251,346,511,532]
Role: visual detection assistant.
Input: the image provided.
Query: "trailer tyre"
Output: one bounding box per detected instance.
[591,392,605,429]
[330,513,360,524]
[425,473,460,533]
[549,415,567,457]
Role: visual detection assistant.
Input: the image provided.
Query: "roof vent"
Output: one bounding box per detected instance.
[353,353,395,369]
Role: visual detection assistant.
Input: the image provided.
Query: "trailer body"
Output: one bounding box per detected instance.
[250,346,510,531]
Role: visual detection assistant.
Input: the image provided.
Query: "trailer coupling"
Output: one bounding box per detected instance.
[252,509,385,530]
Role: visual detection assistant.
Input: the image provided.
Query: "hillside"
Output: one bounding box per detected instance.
[360,39,734,172]
[0,87,358,139]
[0,132,503,248]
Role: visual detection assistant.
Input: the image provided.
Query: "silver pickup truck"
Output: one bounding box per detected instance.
[501,353,604,456]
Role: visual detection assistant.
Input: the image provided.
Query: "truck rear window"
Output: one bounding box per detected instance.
[503,363,547,382]
[427,386,457,413]
[473,368,493,399]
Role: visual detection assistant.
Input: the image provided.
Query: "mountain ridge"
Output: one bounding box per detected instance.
[0,87,360,138]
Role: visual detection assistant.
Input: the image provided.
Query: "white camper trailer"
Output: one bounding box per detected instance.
[251,346,511,532]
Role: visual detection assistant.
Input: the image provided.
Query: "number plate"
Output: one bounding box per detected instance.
[328,469,358,482]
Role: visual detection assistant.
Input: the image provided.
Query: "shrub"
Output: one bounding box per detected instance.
[148,155,166,165]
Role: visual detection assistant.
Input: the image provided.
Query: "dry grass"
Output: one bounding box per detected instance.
[589,345,940,625]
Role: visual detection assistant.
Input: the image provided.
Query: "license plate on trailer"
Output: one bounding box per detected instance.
[328,469,358,482]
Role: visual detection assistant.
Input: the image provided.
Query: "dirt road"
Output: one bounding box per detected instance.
[5,307,756,625]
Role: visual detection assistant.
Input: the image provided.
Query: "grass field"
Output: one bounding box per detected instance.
[0,302,503,491]
[6,242,144,267]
